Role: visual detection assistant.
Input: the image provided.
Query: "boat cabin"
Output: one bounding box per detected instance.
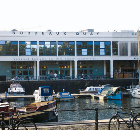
[33,86,53,102]
[39,86,52,96]
[85,86,104,92]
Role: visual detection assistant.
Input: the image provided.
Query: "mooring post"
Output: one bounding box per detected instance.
[95,108,98,130]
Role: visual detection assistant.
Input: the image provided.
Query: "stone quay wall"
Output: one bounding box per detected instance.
[0,79,138,95]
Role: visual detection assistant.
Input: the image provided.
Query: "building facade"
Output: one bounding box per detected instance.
[0,29,139,80]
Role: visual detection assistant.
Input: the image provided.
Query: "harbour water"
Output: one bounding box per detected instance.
[57,97,140,122]
[9,97,140,122]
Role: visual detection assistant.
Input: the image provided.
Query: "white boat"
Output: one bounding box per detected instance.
[33,86,54,102]
[55,89,74,101]
[80,86,105,95]
[131,85,140,98]
[8,82,25,95]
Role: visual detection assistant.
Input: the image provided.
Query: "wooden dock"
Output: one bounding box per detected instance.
[0,93,92,102]
[71,94,92,98]
[0,93,34,101]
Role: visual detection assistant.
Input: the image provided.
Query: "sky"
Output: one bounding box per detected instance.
[0,0,140,32]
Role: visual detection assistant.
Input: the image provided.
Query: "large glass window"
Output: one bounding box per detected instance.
[77,41,93,56]
[11,61,34,79]
[59,61,70,76]
[0,41,18,56]
[58,41,75,56]
[39,41,56,56]
[19,41,37,56]
[119,42,128,56]
[77,61,106,78]
[131,42,138,56]
[112,41,118,55]
[94,41,111,56]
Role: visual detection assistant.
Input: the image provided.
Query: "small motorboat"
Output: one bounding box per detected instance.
[8,82,25,95]
[55,89,74,101]
[33,86,54,102]
[131,85,140,98]
[80,86,105,95]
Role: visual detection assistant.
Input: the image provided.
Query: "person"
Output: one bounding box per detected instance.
[50,72,53,80]
[82,73,84,79]
[54,73,57,80]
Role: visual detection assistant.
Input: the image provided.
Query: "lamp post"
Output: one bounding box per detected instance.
[138,29,140,86]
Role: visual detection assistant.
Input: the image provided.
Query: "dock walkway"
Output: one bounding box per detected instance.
[35,120,109,130]
[35,119,131,130]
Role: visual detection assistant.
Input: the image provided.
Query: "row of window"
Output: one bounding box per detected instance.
[0,41,138,56]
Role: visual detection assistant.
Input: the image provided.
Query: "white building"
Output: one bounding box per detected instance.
[0,29,139,80]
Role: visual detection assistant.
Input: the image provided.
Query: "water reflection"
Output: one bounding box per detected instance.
[9,99,33,109]
[57,97,140,122]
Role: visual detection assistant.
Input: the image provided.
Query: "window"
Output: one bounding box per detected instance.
[25,48,31,55]
[82,49,87,55]
[0,41,18,56]
[58,41,75,56]
[131,42,138,56]
[119,42,128,56]
[77,41,93,56]
[19,41,37,56]
[39,41,57,56]
[44,88,49,93]
[11,61,34,78]
[112,41,118,55]
[94,41,111,56]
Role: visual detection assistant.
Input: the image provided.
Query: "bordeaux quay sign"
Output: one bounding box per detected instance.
[13,57,99,61]
[18,31,97,36]
[48,32,95,35]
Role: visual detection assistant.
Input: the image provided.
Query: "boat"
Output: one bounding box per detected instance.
[131,85,140,98]
[80,86,105,95]
[8,82,25,95]
[0,86,58,123]
[33,86,54,102]
[17,100,58,123]
[91,84,122,100]
[0,100,58,123]
[55,89,74,101]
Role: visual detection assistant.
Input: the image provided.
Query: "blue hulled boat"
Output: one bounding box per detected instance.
[99,85,122,100]
[91,84,122,100]
[55,90,74,101]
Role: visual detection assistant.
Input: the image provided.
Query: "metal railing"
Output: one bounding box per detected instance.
[1,107,140,130]
[57,106,140,130]
[6,74,138,81]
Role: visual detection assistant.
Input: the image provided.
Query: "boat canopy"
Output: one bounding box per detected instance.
[100,86,120,96]
[10,83,22,88]
[39,86,52,96]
